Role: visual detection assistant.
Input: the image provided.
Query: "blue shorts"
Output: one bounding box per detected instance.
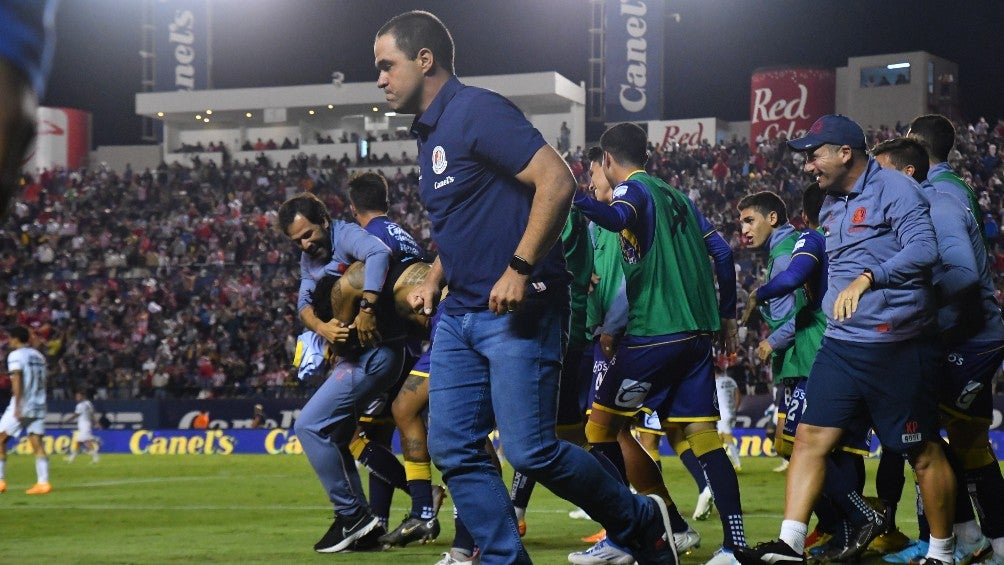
[593,332,717,424]
[803,336,939,455]
[938,339,1004,425]
[782,377,871,455]
[586,341,609,413]
[557,345,593,425]
[359,349,417,424]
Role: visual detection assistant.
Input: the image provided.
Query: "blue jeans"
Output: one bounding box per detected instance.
[428,302,646,564]
[294,343,404,516]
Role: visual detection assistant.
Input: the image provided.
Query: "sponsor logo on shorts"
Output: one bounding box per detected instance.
[615,379,651,408]
[901,420,921,444]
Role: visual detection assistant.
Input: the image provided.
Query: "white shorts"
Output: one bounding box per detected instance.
[76,427,96,442]
[0,403,45,437]
[716,413,736,435]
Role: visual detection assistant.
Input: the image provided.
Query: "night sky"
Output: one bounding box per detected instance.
[42,0,1004,148]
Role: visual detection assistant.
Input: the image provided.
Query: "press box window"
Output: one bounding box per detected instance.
[860,63,910,87]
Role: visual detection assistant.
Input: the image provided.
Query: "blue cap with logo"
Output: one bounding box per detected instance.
[787,114,867,151]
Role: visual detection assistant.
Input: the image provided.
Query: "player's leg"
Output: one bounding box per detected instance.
[25,427,51,494]
[865,338,956,564]
[940,341,1004,564]
[382,370,444,547]
[353,419,403,530]
[295,346,404,552]
[0,430,9,493]
[737,339,856,563]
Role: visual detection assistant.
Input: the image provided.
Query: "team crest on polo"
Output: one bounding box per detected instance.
[431,146,448,175]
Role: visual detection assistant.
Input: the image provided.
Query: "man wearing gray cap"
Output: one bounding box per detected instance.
[736,115,957,565]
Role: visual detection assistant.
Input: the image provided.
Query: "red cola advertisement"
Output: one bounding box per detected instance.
[749,67,835,148]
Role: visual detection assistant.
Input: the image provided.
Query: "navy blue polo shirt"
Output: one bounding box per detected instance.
[411,76,570,313]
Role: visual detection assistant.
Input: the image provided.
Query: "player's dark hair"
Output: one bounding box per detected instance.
[737,191,788,226]
[802,182,825,226]
[872,137,930,182]
[586,146,603,163]
[348,172,390,214]
[377,11,455,75]
[277,192,331,234]
[9,326,29,343]
[600,123,649,168]
[908,114,955,163]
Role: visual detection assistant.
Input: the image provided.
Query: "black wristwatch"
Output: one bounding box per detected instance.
[509,254,534,276]
[359,297,377,313]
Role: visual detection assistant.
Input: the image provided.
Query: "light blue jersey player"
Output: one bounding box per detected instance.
[0,326,51,494]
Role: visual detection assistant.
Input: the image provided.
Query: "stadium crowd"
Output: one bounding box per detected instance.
[1,117,1002,402]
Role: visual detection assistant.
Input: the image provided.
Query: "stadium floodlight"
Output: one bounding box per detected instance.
[206,110,213,115]
[309,110,315,115]
[372,107,379,112]
[195,114,202,120]
[157,112,164,117]
[245,112,252,118]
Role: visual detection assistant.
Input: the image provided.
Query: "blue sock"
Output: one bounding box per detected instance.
[679,448,709,493]
[698,447,746,549]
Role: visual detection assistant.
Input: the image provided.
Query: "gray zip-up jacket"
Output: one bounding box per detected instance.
[819,158,937,342]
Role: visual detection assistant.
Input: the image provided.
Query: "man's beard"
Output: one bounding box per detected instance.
[305,229,332,261]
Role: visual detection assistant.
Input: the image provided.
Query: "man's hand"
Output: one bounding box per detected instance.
[588,272,600,294]
[408,279,442,317]
[488,268,528,315]
[741,288,759,325]
[315,318,351,344]
[719,318,739,356]
[756,339,773,363]
[351,311,380,348]
[833,274,872,322]
[599,333,617,360]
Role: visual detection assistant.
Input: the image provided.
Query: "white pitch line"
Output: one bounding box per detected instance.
[75,474,295,487]
[10,504,332,511]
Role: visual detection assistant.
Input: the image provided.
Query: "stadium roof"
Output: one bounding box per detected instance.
[136,72,585,129]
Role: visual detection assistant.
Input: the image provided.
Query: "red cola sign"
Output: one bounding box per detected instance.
[750,67,835,148]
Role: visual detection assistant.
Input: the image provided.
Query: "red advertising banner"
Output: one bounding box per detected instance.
[750,67,835,149]
[24,107,91,172]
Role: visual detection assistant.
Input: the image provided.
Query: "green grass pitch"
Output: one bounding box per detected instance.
[0,454,929,564]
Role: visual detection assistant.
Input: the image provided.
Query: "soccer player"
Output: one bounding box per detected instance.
[66,389,100,463]
[279,192,404,553]
[715,370,742,472]
[346,171,444,542]
[872,136,1004,565]
[375,11,676,564]
[908,115,986,238]
[0,326,51,494]
[737,114,955,565]
[572,123,745,565]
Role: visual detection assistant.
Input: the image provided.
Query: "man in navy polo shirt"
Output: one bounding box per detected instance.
[737,115,957,565]
[374,10,676,565]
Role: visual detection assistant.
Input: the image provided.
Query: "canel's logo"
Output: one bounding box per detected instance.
[169,10,197,90]
[431,146,448,175]
[617,0,649,113]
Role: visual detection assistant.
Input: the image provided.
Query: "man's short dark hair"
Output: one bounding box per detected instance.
[872,137,930,182]
[737,191,788,226]
[600,123,649,168]
[9,326,29,343]
[348,172,390,214]
[586,146,603,163]
[377,11,455,75]
[277,192,331,234]
[908,114,955,163]
[802,182,825,226]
